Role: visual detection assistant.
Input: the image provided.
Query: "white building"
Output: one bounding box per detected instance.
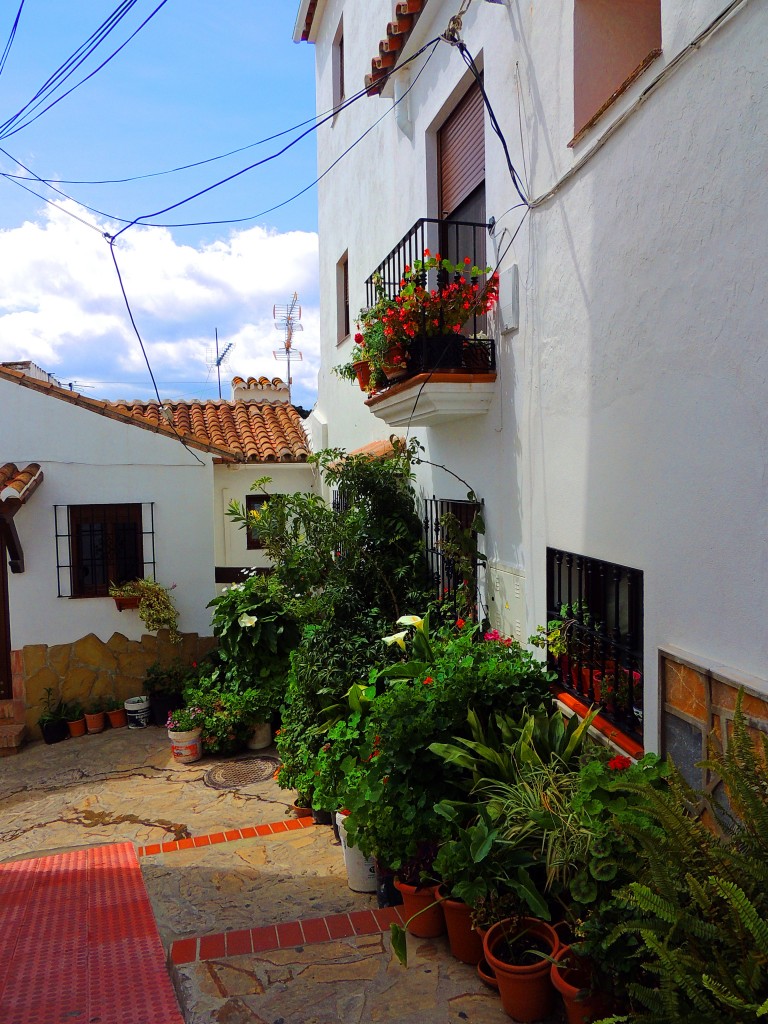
[294,0,767,764]
[0,367,314,747]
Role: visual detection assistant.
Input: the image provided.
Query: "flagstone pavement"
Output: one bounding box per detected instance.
[0,727,561,1023]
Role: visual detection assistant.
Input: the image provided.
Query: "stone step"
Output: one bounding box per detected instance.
[0,699,25,722]
[0,722,26,756]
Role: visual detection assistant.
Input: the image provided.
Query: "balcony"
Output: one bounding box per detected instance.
[362,218,497,427]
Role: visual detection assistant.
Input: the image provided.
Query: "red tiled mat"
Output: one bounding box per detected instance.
[136,814,315,857]
[0,842,184,1024]
[171,904,408,965]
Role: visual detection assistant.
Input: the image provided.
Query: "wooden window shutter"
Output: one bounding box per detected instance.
[439,81,485,218]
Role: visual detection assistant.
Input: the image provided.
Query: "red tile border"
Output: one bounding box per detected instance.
[136,815,316,857]
[276,920,304,947]
[170,937,198,965]
[172,901,409,966]
[555,691,645,758]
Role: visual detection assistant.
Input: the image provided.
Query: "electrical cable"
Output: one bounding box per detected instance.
[2,173,109,235]
[0,0,25,80]
[107,237,206,466]
[107,36,442,240]
[0,0,172,141]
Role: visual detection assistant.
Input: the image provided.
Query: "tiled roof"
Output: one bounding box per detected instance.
[348,438,405,459]
[109,399,311,463]
[365,0,428,95]
[0,463,43,506]
[0,365,311,463]
[231,376,288,391]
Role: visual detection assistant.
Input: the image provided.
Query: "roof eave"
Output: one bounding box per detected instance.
[293,0,325,43]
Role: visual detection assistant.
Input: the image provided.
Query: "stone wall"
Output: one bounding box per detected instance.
[661,645,768,794]
[14,630,218,738]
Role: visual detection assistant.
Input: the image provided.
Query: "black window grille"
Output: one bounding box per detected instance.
[54,503,156,598]
[546,547,643,741]
[423,496,483,620]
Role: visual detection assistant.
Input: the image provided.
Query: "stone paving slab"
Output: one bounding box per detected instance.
[0,728,292,862]
[141,824,376,946]
[173,932,512,1024]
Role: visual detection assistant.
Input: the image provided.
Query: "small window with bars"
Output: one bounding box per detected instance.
[54,503,156,598]
[423,496,483,620]
[546,547,643,740]
[245,494,271,550]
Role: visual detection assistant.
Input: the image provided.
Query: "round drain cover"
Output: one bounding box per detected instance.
[203,756,281,791]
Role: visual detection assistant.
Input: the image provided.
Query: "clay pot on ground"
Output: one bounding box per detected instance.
[550,945,615,1024]
[437,885,484,965]
[393,879,446,938]
[106,708,128,729]
[482,917,559,1023]
[66,717,86,738]
[85,711,106,734]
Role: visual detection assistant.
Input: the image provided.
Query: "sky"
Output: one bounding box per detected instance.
[0,1,322,409]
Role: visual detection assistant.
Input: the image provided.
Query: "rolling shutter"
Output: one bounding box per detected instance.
[439,81,485,218]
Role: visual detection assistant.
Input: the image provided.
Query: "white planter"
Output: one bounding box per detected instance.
[336,812,377,893]
[246,721,272,750]
[168,727,203,763]
[124,695,151,729]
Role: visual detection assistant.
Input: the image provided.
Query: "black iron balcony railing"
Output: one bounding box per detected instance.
[364,218,496,384]
[547,547,644,744]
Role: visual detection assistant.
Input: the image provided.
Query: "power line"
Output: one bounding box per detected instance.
[0,0,25,80]
[0,0,172,141]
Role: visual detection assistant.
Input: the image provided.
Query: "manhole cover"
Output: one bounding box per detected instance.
[203,756,281,790]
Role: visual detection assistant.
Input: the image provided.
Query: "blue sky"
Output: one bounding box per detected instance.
[0,2,322,408]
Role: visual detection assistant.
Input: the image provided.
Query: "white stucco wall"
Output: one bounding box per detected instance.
[302,0,768,748]
[3,380,217,648]
[214,461,319,576]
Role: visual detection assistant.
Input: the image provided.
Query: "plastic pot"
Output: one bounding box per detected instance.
[483,917,559,1023]
[393,879,446,938]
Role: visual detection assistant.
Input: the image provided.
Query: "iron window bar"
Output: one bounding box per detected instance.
[546,547,644,742]
[423,495,483,621]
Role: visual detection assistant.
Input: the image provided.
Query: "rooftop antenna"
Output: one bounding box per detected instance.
[212,328,234,399]
[273,292,303,403]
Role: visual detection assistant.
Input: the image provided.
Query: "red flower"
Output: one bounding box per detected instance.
[423,248,431,256]
[354,332,364,343]
[423,676,434,685]
[464,256,472,264]
[456,618,466,629]
[404,264,410,273]
[607,755,632,771]
[434,253,441,261]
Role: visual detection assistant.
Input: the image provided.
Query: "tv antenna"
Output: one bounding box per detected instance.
[273,292,303,403]
[210,328,234,399]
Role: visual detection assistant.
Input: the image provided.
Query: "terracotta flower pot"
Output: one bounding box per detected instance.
[393,879,446,938]
[291,802,313,818]
[477,956,499,990]
[353,360,372,392]
[437,886,483,965]
[67,718,86,738]
[550,946,614,1024]
[85,711,106,734]
[483,917,559,1023]
[106,708,128,729]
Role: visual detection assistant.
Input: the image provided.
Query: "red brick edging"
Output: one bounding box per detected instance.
[170,905,407,966]
[136,814,315,857]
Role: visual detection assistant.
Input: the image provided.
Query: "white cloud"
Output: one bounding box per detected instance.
[0,202,320,407]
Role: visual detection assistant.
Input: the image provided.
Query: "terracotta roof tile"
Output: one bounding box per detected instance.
[112,399,312,463]
[0,463,43,504]
[365,0,426,94]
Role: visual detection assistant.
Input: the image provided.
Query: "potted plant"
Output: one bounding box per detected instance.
[103,696,128,729]
[144,659,191,727]
[482,915,560,1023]
[333,278,398,393]
[166,705,204,763]
[108,578,181,644]
[84,698,106,734]
[38,687,68,745]
[63,700,86,738]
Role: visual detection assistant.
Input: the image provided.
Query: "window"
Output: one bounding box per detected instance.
[54,503,154,598]
[424,496,483,619]
[69,504,143,597]
[546,547,643,740]
[573,0,661,142]
[333,19,345,109]
[337,251,350,344]
[245,494,270,551]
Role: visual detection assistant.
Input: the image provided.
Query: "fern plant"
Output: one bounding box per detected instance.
[597,692,768,1023]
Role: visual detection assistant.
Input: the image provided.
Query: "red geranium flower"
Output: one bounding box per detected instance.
[423,676,434,685]
[607,755,632,771]
[456,618,466,629]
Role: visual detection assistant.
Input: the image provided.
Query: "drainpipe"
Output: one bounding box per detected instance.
[394,71,413,139]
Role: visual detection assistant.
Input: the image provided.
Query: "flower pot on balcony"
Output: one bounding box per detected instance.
[382,343,408,381]
[353,360,372,392]
[409,333,462,372]
[462,340,491,372]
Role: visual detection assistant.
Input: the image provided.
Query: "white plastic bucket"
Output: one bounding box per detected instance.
[247,721,272,749]
[336,812,377,893]
[168,728,203,763]
[125,695,151,728]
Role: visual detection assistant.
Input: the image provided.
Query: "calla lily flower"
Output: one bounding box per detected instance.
[396,615,424,630]
[238,613,257,628]
[382,631,408,650]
